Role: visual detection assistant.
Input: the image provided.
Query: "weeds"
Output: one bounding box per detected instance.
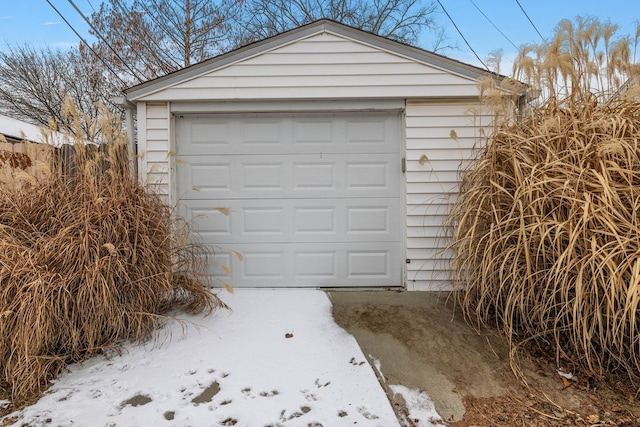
[449,18,640,381]
[0,100,226,403]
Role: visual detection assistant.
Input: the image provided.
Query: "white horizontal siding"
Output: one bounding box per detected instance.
[405,101,491,291]
[139,102,170,199]
[140,33,480,101]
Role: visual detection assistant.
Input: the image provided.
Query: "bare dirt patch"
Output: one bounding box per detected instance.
[328,290,640,426]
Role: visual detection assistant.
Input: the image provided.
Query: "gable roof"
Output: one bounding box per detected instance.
[125,19,501,102]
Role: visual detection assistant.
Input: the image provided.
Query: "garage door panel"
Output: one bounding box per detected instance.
[347,207,390,234]
[180,199,401,243]
[176,160,232,196]
[176,112,400,155]
[177,154,400,199]
[207,252,233,279]
[347,250,390,277]
[243,251,285,279]
[346,162,390,189]
[295,207,335,234]
[183,118,232,151]
[205,243,401,287]
[241,162,284,190]
[346,119,389,145]
[295,251,337,279]
[243,207,283,234]
[241,119,283,144]
[293,163,335,190]
[293,119,335,144]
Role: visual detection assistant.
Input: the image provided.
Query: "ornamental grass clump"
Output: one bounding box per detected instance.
[449,17,640,381]
[0,100,225,403]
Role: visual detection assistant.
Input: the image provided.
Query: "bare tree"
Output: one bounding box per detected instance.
[0,45,118,139]
[89,0,242,80]
[237,0,440,47]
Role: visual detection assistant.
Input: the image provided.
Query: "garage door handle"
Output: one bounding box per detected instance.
[401,157,406,173]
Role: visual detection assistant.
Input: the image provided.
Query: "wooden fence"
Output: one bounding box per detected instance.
[0,142,130,190]
[0,142,54,190]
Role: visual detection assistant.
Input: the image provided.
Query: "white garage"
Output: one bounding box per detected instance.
[125,20,513,290]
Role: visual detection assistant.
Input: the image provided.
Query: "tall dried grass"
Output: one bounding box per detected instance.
[449,18,640,381]
[0,100,225,402]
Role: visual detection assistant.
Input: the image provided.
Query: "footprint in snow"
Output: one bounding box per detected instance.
[279,406,312,422]
[357,406,379,420]
[314,379,330,388]
[349,357,365,366]
[300,389,317,401]
[241,387,255,399]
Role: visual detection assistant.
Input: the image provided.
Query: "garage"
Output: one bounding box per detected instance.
[175,111,403,287]
[125,19,507,290]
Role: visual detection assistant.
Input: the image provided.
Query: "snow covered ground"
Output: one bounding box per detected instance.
[3,289,443,426]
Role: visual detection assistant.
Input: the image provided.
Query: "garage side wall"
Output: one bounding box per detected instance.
[138,102,171,200]
[404,100,492,291]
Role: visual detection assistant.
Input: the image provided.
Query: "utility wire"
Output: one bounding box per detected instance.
[436,0,490,71]
[45,0,129,88]
[469,0,518,50]
[67,0,145,83]
[515,0,545,42]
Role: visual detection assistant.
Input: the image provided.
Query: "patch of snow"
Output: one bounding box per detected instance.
[557,369,574,380]
[4,289,399,426]
[370,355,386,383]
[390,384,444,427]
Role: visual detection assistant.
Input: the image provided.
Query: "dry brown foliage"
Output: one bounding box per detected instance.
[0,151,32,170]
[0,101,226,403]
[449,18,640,383]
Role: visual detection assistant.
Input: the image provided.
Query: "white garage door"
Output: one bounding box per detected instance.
[176,111,403,287]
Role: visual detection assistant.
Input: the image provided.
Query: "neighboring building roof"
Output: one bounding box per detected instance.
[125,19,506,101]
[0,114,71,146]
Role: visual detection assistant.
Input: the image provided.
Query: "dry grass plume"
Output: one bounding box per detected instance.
[0,100,226,403]
[449,18,640,382]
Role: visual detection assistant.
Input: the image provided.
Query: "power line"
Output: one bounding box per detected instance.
[66,0,145,83]
[469,0,518,50]
[44,0,129,88]
[436,0,490,71]
[515,0,545,42]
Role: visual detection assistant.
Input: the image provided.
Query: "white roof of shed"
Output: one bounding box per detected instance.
[0,114,71,146]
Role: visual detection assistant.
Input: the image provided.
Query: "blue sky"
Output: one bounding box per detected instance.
[0,0,638,73]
